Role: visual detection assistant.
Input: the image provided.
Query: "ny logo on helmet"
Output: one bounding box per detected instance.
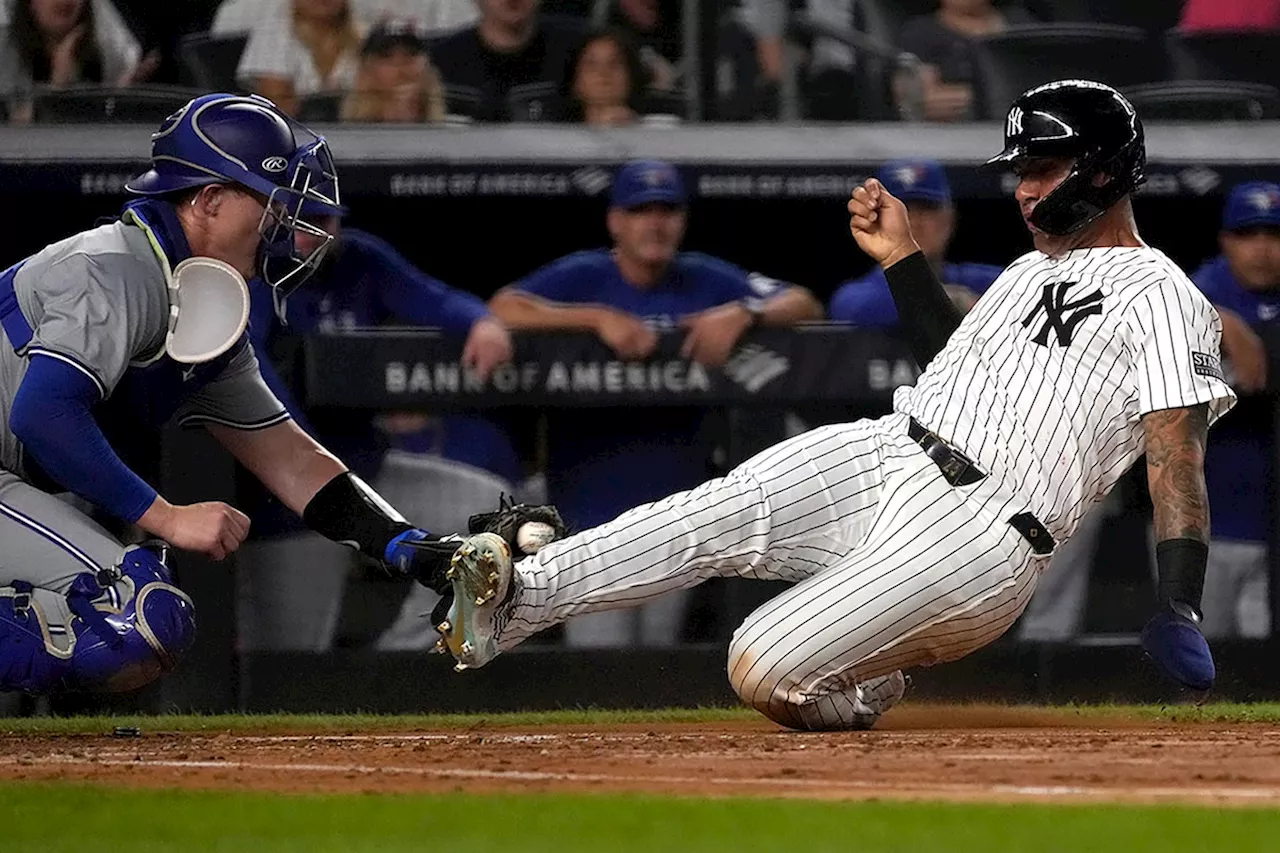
[261,156,289,173]
[1006,106,1024,137]
[1022,281,1103,347]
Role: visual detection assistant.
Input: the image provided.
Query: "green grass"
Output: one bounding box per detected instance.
[0,706,757,735]
[6,702,1280,736]
[1,782,1277,853]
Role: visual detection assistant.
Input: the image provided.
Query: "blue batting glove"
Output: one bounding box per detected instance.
[1139,603,1215,692]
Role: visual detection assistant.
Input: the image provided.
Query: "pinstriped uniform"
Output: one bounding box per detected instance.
[499,246,1237,730]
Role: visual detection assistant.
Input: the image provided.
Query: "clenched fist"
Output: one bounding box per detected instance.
[139,499,251,562]
[848,178,922,268]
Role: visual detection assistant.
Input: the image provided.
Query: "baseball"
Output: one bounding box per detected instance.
[517,521,557,554]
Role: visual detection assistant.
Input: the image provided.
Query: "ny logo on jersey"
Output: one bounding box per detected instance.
[1021,281,1103,347]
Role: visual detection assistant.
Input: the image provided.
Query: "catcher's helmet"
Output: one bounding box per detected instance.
[986,79,1145,236]
[125,93,343,298]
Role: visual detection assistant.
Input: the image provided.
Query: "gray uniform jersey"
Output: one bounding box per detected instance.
[0,217,288,603]
[0,219,287,477]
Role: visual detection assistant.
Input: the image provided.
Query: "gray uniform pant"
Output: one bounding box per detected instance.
[0,468,130,629]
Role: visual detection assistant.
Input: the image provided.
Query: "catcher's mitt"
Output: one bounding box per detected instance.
[467,495,567,558]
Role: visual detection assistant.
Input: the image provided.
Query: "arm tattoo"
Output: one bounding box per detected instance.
[1143,403,1210,543]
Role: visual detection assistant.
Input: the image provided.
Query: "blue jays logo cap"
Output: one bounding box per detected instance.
[1223,181,1280,232]
[610,159,687,209]
[877,158,951,205]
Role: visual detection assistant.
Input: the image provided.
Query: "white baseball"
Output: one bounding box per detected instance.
[516,521,557,554]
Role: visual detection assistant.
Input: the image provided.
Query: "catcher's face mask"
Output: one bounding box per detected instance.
[165,257,250,363]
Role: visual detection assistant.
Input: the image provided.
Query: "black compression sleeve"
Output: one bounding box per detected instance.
[302,471,414,563]
[1155,538,1209,618]
[882,250,965,367]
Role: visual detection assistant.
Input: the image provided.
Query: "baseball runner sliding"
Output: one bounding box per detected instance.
[436,80,1237,730]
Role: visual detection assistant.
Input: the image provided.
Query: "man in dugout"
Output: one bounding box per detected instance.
[487,158,822,648]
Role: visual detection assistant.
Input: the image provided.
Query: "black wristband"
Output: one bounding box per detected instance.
[1155,538,1209,617]
[302,471,414,563]
[882,250,965,368]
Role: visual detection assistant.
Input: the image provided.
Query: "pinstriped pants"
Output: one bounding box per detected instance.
[502,412,1048,730]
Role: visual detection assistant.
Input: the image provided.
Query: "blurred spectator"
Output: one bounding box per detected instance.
[1183,181,1280,638]
[214,0,476,38]
[372,0,478,35]
[597,0,679,91]
[738,0,890,120]
[341,17,445,121]
[237,0,365,117]
[212,0,285,35]
[565,26,642,125]
[488,159,822,647]
[899,0,1038,122]
[829,159,1002,324]
[0,0,157,120]
[429,0,580,121]
[1179,0,1280,31]
[239,205,521,652]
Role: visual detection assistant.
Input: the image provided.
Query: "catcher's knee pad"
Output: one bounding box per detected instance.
[0,545,196,694]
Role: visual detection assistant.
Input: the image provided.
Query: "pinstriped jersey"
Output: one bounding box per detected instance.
[895,245,1238,544]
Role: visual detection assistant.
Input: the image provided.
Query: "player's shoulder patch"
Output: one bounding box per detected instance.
[1192,351,1226,382]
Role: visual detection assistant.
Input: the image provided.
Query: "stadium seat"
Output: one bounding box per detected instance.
[30,86,206,123]
[1079,0,1180,32]
[1166,30,1280,91]
[176,31,249,92]
[1124,80,1280,121]
[857,0,1061,44]
[970,23,1161,120]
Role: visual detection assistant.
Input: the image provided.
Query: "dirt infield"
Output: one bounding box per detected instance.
[3,706,1279,806]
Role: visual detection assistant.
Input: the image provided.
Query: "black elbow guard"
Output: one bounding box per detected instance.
[302,471,414,563]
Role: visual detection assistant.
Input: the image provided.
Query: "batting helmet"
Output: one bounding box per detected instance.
[985,79,1146,236]
[125,93,343,298]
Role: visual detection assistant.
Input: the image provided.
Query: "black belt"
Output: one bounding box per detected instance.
[907,418,1055,555]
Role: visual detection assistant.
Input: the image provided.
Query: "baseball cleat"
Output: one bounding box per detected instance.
[848,670,908,730]
[434,532,512,671]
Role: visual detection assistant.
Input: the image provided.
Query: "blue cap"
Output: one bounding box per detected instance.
[1223,182,1280,232]
[610,159,687,209]
[877,158,951,205]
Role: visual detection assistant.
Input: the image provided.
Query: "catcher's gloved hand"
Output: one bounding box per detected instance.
[467,495,567,558]
[386,530,465,595]
[1140,600,1215,692]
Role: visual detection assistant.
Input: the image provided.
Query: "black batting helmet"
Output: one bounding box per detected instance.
[986,79,1145,236]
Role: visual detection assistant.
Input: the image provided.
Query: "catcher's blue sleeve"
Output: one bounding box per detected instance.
[10,355,157,522]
